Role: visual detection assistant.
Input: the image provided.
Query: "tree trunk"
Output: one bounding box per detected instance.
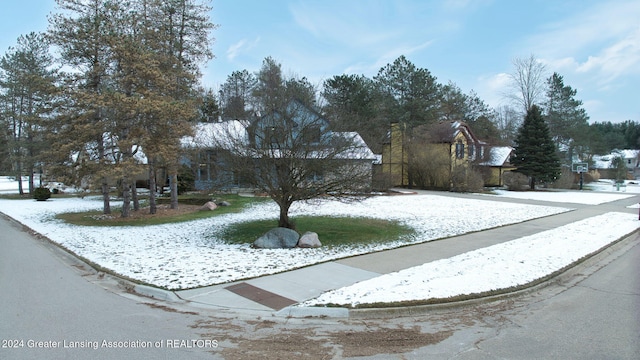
[169,173,178,209]
[101,177,111,215]
[121,177,131,218]
[28,172,34,194]
[148,163,157,215]
[17,163,24,196]
[132,184,139,211]
[530,176,536,190]
[277,200,295,229]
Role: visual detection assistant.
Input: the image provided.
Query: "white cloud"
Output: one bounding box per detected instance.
[526,1,640,86]
[226,37,260,61]
[575,26,640,81]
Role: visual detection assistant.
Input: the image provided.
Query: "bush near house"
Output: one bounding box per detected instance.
[451,166,484,193]
[503,172,529,191]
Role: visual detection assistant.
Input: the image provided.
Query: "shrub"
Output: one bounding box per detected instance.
[451,166,484,193]
[551,167,575,189]
[503,171,529,191]
[33,187,51,201]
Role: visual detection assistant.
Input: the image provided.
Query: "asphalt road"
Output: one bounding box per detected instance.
[422,232,640,360]
[0,215,220,360]
[1,210,639,359]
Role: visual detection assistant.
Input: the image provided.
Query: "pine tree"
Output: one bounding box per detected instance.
[374,55,440,129]
[0,32,58,195]
[48,0,115,214]
[543,72,589,163]
[511,105,561,189]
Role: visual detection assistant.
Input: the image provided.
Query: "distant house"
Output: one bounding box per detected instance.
[592,149,640,179]
[182,101,377,191]
[478,146,516,187]
[380,121,514,189]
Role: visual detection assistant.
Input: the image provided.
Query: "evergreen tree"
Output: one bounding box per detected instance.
[438,82,500,145]
[198,87,221,122]
[322,74,386,152]
[511,105,561,189]
[219,70,255,120]
[374,55,440,129]
[48,0,215,216]
[543,72,589,162]
[48,0,116,214]
[0,32,58,195]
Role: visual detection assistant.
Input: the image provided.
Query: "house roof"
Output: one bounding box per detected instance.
[181,120,249,150]
[334,132,378,160]
[479,146,514,167]
[592,149,640,169]
[425,120,483,145]
[182,121,377,161]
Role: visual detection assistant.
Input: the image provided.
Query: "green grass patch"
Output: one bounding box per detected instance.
[56,194,270,227]
[222,216,415,247]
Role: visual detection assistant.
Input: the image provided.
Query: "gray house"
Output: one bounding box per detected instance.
[182,101,377,192]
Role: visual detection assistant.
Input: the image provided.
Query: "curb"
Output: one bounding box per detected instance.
[133,284,185,303]
[335,229,640,319]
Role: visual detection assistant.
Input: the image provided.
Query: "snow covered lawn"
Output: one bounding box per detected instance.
[303,212,639,307]
[0,194,570,290]
[488,189,635,204]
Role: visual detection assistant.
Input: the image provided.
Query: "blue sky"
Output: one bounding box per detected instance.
[1,0,639,124]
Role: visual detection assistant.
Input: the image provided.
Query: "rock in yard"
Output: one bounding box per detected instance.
[216,200,231,207]
[253,227,300,249]
[298,231,322,248]
[199,201,218,211]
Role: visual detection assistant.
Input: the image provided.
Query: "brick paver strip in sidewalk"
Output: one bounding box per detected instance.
[225,282,298,310]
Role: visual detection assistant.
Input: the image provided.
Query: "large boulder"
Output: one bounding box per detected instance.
[199,201,217,211]
[297,231,322,248]
[253,227,300,249]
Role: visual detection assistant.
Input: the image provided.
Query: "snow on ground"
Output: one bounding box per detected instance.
[303,212,639,307]
[0,194,570,290]
[0,176,23,194]
[488,188,636,205]
[1,176,637,305]
[585,179,640,194]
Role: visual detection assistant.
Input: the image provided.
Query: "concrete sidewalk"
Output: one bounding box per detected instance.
[134,191,639,317]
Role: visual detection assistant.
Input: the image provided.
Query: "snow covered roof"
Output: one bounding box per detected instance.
[592,149,640,169]
[181,120,249,150]
[480,146,514,167]
[182,122,376,161]
[334,132,378,161]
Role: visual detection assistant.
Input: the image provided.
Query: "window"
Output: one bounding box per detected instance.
[455,141,465,159]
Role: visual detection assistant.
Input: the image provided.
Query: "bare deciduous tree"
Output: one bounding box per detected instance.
[506,54,548,113]
[212,62,375,229]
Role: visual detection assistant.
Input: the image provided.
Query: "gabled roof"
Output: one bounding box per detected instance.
[427,120,482,145]
[181,120,249,150]
[479,146,514,167]
[334,132,378,160]
[181,121,376,161]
